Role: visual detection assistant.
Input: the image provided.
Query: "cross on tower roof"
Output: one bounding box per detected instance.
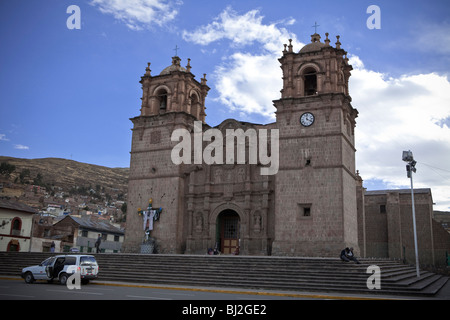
[312,22,320,33]
[173,45,180,56]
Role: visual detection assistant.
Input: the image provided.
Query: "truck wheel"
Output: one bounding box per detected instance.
[24,272,34,284]
[59,273,68,285]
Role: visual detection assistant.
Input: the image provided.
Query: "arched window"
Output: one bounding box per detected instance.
[190,92,200,119]
[158,90,168,110]
[190,93,199,105]
[152,86,171,114]
[303,68,317,96]
[11,217,22,236]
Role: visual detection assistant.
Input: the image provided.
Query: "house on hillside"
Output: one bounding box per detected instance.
[44,204,67,217]
[30,215,63,252]
[52,215,124,253]
[0,199,37,252]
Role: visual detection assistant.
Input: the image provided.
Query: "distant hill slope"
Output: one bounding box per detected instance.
[0,156,129,194]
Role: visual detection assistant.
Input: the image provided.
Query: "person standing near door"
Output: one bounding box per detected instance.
[95,234,102,253]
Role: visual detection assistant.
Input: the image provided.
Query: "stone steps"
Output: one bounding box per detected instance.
[0,252,447,297]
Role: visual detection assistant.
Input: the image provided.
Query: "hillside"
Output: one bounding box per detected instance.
[0,156,129,197]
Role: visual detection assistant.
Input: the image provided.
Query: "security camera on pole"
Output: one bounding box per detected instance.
[402,150,420,277]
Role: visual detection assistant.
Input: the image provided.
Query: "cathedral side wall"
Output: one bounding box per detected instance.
[363,194,389,258]
[363,190,441,266]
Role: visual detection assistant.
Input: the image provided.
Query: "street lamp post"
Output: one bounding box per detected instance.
[402,150,420,277]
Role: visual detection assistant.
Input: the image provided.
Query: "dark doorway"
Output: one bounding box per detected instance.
[216,209,240,254]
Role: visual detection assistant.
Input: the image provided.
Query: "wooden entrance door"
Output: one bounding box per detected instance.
[219,211,240,254]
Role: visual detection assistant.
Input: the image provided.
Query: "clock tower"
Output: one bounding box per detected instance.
[271,33,359,256]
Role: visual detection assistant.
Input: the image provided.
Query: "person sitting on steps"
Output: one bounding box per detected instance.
[340,247,361,264]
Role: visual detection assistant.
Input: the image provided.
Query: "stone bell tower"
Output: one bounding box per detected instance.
[271,33,360,256]
[139,56,209,121]
[122,56,210,253]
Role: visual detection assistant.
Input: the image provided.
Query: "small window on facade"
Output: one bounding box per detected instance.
[380,205,386,214]
[114,235,120,242]
[81,230,88,237]
[303,207,311,217]
[299,204,312,217]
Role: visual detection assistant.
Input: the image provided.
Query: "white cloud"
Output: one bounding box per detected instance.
[0,134,9,141]
[214,53,280,120]
[183,7,303,121]
[14,144,29,150]
[183,7,300,53]
[90,0,181,30]
[350,55,450,210]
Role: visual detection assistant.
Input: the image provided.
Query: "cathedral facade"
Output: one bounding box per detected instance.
[122,32,362,257]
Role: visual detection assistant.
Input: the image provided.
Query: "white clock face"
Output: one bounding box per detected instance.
[300,112,315,127]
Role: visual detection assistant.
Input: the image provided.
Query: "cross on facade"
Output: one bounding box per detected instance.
[312,22,320,33]
[174,45,180,56]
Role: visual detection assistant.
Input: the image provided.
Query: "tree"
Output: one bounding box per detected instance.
[121,202,127,214]
[19,169,31,184]
[33,173,44,186]
[0,162,15,176]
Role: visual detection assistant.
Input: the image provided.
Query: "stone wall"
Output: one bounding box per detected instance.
[361,189,449,267]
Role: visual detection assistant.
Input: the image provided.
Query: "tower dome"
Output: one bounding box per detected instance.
[299,33,328,53]
[160,56,187,75]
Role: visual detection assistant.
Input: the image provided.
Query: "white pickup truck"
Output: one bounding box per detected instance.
[21,254,99,285]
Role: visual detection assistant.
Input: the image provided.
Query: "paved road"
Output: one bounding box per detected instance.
[0,278,307,300]
[3,276,449,302]
[2,277,448,319]
[0,277,315,318]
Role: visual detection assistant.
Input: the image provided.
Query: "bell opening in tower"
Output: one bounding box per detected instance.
[158,91,167,110]
[304,69,317,96]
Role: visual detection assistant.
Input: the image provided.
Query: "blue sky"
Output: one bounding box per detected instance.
[1,0,450,209]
